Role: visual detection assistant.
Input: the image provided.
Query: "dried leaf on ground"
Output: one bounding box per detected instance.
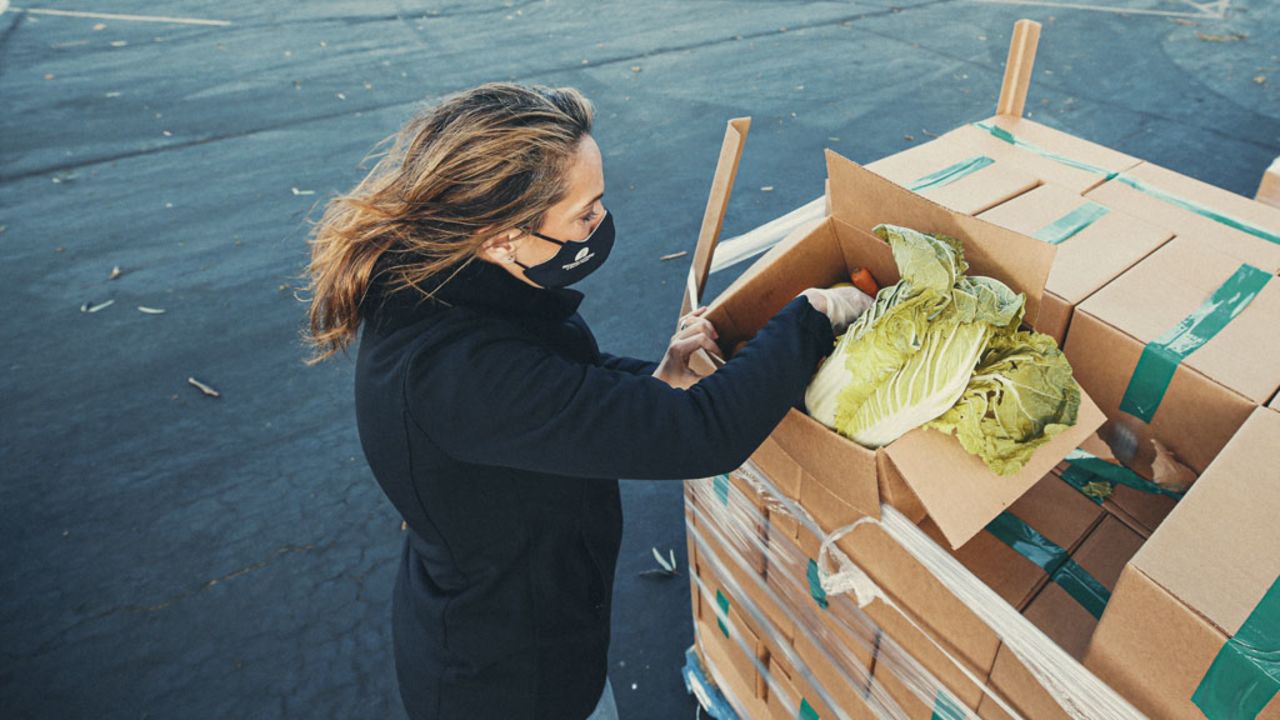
[291,187,315,196]
[80,299,115,313]
[188,377,221,398]
[1196,31,1246,42]
[109,266,122,280]
[137,306,166,314]
[659,251,687,261]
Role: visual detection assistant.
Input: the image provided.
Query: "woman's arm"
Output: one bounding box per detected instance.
[404,295,835,480]
[597,353,659,376]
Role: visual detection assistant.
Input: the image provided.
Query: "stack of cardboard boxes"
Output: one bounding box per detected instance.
[683,115,1280,718]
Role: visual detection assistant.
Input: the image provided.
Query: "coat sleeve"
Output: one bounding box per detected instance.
[404,295,836,480]
[597,352,659,376]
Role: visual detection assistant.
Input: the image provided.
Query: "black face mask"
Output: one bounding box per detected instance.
[513,210,615,288]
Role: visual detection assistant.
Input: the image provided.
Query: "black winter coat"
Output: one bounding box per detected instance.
[353,256,835,720]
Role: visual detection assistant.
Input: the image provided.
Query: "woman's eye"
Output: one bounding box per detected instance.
[580,210,598,223]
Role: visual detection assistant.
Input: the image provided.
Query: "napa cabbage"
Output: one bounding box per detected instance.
[804,224,1079,476]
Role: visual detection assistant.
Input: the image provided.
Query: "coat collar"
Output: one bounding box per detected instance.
[362,252,585,329]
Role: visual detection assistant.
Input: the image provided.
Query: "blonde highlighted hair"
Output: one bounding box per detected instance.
[299,82,594,365]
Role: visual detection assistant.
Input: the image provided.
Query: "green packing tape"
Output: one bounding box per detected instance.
[715,589,731,639]
[806,559,829,609]
[798,697,820,720]
[1033,201,1109,245]
[1119,263,1272,422]
[971,121,1119,179]
[1052,559,1111,620]
[1116,174,1280,246]
[1061,449,1186,502]
[1192,576,1280,719]
[986,511,1067,572]
[931,690,965,720]
[908,155,994,192]
[985,511,1112,619]
[713,474,731,506]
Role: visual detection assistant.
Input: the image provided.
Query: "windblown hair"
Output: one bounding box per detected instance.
[299,82,594,365]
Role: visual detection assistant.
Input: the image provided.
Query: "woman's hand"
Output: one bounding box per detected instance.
[799,286,873,335]
[653,306,721,389]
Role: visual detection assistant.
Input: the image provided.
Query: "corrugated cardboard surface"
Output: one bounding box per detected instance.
[766,655,837,720]
[983,515,1143,720]
[976,182,1172,342]
[920,472,1103,612]
[1076,235,1280,403]
[1085,161,1280,271]
[1083,566,1269,720]
[694,620,771,719]
[1083,408,1280,719]
[881,391,1104,549]
[864,126,1039,215]
[981,115,1141,190]
[870,613,989,716]
[1066,237,1278,479]
[1131,406,1280,635]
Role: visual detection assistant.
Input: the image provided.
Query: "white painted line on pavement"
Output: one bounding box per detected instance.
[975,0,1228,19]
[2,6,232,27]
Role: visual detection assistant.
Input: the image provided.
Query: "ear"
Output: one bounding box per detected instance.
[477,227,525,265]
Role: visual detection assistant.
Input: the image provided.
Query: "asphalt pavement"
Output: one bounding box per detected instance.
[2,1,1276,718]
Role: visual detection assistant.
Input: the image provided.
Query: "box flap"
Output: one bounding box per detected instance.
[1077,235,1280,403]
[884,388,1107,549]
[826,149,1056,327]
[1131,406,1280,635]
[771,409,881,519]
[977,183,1172,305]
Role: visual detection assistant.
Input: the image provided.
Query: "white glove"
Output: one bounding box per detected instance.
[800,286,873,335]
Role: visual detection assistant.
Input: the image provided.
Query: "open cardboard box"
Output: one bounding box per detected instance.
[704,148,1106,550]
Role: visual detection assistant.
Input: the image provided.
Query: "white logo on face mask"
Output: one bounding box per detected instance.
[562,246,594,270]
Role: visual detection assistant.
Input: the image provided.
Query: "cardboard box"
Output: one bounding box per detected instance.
[689,501,795,665]
[977,183,1172,344]
[971,115,1142,194]
[706,149,1106,551]
[687,474,768,576]
[1084,407,1280,720]
[921,471,1104,612]
[869,624,989,718]
[868,116,1142,211]
[865,127,1041,215]
[1085,160,1280,271]
[694,619,770,718]
[1065,235,1280,483]
[765,655,838,720]
[695,581,768,704]
[983,514,1144,719]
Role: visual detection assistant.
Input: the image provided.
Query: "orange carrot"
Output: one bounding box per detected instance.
[850,267,879,296]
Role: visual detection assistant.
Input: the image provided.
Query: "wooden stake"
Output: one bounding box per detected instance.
[1256,156,1280,209]
[996,19,1042,118]
[681,117,751,319]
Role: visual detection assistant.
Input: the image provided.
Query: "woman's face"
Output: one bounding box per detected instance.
[482,134,606,286]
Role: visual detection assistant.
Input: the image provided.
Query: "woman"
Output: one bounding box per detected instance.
[302,82,870,720]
